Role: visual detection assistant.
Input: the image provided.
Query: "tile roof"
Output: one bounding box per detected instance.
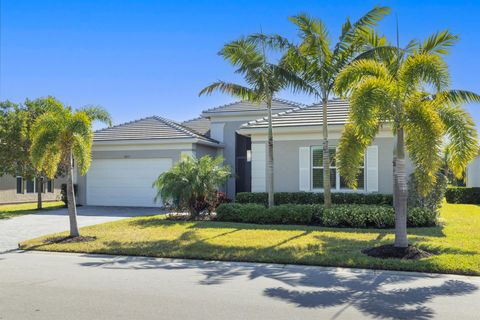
[94,116,219,144]
[181,116,211,136]
[202,98,306,115]
[241,99,350,129]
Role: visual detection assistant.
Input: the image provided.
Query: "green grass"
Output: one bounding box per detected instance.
[0,201,65,219]
[19,203,480,275]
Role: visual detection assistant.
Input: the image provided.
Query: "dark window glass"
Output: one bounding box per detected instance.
[312,168,336,189]
[26,179,35,193]
[340,170,365,190]
[47,180,53,193]
[16,177,23,194]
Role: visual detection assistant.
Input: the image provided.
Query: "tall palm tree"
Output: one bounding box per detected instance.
[334,31,479,248]
[30,100,112,237]
[253,6,390,207]
[199,38,309,208]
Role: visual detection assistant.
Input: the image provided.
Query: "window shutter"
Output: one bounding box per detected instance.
[299,147,311,191]
[366,145,379,192]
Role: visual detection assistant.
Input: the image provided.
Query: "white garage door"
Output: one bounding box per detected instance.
[86,158,173,207]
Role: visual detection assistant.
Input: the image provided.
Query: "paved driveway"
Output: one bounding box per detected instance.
[0,206,163,252]
[1,251,479,320]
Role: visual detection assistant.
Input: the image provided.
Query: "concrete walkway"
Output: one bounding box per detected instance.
[1,251,479,319]
[0,206,163,252]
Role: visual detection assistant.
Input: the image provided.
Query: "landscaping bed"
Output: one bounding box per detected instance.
[19,203,480,275]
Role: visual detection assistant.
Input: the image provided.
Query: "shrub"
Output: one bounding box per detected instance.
[408,172,448,212]
[445,187,480,204]
[236,192,393,206]
[216,203,435,228]
[60,184,78,207]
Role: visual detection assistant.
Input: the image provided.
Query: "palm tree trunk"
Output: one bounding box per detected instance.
[66,151,80,237]
[36,177,43,210]
[394,127,408,248]
[267,98,275,208]
[322,97,332,208]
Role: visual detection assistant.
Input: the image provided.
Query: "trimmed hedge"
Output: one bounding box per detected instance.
[216,203,437,228]
[236,192,393,206]
[445,187,480,204]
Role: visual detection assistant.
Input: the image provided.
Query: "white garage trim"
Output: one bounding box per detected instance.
[86,158,172,207]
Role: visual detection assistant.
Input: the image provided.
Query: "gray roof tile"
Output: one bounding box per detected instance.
[241,99,350,129]
[94,116,219,144]
[182,116,211,136]
[202,98,305,114]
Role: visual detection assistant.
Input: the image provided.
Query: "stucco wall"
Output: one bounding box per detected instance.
[467,155,480,187]
[0,175,65,205]
[266,137,398,194]
[194,144,219,159]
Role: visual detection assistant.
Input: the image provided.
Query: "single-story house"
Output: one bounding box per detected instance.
[466,154,480,187]
[0,176,64,205]
[71,98,414,207]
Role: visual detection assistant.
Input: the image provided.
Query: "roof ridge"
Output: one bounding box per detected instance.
[182,115,207,124]
[242,103,310,128]
[202,97,306,114]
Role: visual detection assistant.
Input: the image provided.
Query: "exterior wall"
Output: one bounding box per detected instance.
[194,144,219,159]
[467,155,480,187]
[0,175,65,205]
[251,137,400,194]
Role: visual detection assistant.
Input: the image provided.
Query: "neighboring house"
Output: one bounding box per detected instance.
[466,154,480,187]
[74,98,412,207]
[0,175,64,205]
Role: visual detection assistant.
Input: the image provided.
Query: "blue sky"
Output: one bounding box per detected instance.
[1,0,479,129]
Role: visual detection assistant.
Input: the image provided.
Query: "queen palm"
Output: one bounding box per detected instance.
[254,6,390,207]
[199,38,309,208]
[30,101,112,237]
[334,31,479,248]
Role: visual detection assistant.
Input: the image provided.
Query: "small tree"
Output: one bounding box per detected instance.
[0,97,63,209]
[30,99,111,237]
[153,155,230,218]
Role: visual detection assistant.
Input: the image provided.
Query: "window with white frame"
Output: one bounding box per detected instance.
[25,178,35,193]
[311,146,364,191]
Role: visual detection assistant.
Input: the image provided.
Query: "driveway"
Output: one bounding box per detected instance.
[0,206,163,252]
[1,251,479,320]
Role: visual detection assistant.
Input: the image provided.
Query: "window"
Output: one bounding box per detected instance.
[16,177,23,194]
[26,179,35,193]
[311,146,364,191]
[47,180,54,193]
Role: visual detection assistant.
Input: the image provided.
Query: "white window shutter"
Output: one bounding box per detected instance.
[366,145,379,192]
[299,147,311,191]
[251,143,266,192]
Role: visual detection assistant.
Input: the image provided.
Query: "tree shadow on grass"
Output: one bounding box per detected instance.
[78,251,478,319]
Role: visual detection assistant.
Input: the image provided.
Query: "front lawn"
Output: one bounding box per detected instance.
[0,201,65,219]
[19,203,480,275]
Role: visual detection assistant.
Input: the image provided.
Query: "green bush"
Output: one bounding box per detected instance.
[216,203,435,228]
[408,172,448,212]
[236,192,393,206]
[445,187,480,204]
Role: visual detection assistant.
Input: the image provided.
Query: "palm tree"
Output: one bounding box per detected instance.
[252,6,390,207]
[30,100,112,237]
[153,155,230,218]
[199,38,308,208]
[334,31,479,248]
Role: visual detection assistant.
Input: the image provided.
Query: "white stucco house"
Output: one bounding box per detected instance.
[74,99,413,207]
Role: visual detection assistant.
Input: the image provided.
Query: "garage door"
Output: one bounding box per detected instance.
[86,158,173,207]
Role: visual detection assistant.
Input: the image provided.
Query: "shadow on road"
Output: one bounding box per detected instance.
[78,255,478,319]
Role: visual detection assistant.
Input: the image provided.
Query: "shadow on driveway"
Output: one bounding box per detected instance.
[34,206,166,218]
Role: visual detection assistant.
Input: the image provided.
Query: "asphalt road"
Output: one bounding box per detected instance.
[1,251,479,320]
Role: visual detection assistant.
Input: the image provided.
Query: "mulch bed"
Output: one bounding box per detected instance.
[363,244,434,260]
[43,236,97,244]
